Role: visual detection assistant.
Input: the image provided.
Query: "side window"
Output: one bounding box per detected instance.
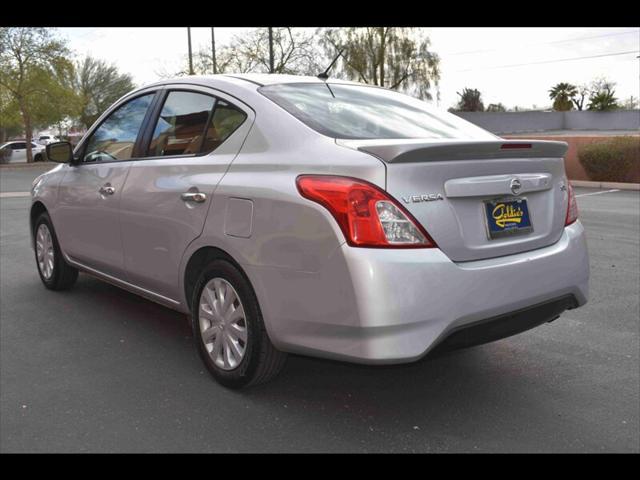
[12,143,26,150]
[201,100,247,153]
[83,93,154,163]
[147,91,216,157]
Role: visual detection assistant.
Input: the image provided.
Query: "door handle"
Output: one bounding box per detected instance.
[99,185,115,195]
[181,191,207,203]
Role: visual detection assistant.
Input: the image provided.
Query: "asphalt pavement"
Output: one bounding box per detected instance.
[1,165,638,452]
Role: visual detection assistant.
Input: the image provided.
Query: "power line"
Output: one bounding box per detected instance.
[442,30,639,56]
[454,50,639,73]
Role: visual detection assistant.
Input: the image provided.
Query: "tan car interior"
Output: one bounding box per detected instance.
[148,103,246,157]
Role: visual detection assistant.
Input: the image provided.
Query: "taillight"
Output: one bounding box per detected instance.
[565,181,579,225]
[296,175,436,248]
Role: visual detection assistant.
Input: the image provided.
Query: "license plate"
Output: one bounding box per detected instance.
[484,197,533,239]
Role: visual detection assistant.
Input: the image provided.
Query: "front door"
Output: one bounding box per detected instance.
[119,88,252,301]
[55,92,156,278]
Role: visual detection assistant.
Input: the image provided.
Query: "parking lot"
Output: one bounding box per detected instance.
[0,164,638,453]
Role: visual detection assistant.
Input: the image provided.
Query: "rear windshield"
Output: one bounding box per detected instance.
[259,83,496,140]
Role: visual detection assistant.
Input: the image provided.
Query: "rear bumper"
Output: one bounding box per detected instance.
[248,221,589,364]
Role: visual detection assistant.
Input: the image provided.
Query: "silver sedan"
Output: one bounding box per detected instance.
[30,74,589,388]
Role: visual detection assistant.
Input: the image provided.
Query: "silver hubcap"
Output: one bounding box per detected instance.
[36,224,55,280]
[199,278,248,371]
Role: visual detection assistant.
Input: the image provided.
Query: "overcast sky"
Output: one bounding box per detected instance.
[59,27,640,110]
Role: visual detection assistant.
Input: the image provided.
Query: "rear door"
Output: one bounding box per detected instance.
[119,86,254,301]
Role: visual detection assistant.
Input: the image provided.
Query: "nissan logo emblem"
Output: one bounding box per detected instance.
[510,178,522,195]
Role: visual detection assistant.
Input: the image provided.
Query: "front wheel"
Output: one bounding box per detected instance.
[191,259,287,388]
[34,212,78,290]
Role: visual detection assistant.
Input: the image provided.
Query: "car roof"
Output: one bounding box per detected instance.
[143,73,363,90]
[221,73,362,87]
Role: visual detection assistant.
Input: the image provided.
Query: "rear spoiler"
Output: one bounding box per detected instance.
[337,139,568,163]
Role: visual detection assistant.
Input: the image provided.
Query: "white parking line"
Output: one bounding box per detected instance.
[575,189,620,198]
[0,192,30,198]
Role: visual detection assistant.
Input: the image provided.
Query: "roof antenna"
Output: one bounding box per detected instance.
[317,47,344,80]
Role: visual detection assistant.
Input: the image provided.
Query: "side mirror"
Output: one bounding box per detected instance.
[46,141,74,163]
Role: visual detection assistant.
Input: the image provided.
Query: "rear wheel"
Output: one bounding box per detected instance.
[34,153,43,162]
[34,212,78,290]
[191,259,287,388]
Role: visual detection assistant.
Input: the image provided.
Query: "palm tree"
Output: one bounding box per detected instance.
[548,83,577,111]
[455,88,484,112]
[588,90,619,111]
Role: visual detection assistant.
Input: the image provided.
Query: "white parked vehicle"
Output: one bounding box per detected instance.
[0,141,46,163]
[37,134,60,145]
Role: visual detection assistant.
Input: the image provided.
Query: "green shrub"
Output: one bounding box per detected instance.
[578,136,640,182]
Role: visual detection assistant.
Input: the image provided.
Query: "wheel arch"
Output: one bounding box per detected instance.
[30,201,48,236]
[183,246,254,314]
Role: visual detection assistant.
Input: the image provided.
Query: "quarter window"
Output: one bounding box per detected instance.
[83,93,154,163]
[201,100,247,153]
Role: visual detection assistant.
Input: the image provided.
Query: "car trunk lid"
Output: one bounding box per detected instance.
[338,138,570,262]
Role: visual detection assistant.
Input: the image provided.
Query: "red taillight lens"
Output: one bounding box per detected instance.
[296,175,436,248]
[565,181,579,225]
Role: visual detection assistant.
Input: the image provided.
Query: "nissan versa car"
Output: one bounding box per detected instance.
[31,74,589,388]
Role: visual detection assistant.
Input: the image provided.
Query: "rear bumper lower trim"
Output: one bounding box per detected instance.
[430,294,578,354]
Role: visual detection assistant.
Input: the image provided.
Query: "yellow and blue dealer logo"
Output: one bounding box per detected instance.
[485,198,533,239]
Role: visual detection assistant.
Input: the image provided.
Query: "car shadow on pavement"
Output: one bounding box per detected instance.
[69,273,531,427]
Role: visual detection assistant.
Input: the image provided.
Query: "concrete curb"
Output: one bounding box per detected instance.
[0,192,30,198]
[570,180,640,191]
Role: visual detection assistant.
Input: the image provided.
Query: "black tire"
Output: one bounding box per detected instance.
[33,212,78,290]
[34,153,43,162]
[191,259,287,389]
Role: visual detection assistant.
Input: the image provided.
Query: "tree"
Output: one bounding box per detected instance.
[588,90,619,111]
[73,56,136,129]
[587,78,619,111]
[319,27,440,100]
[572,84,589,111]
[0,85,22,143]
[0,27,74,162]
[224,27,320,75]
[621,96,639,109]
[165,28,321,78]
[486,103,506,112]
[454,88,484,112]
[33,58,80,133]
[548,82,577,111]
